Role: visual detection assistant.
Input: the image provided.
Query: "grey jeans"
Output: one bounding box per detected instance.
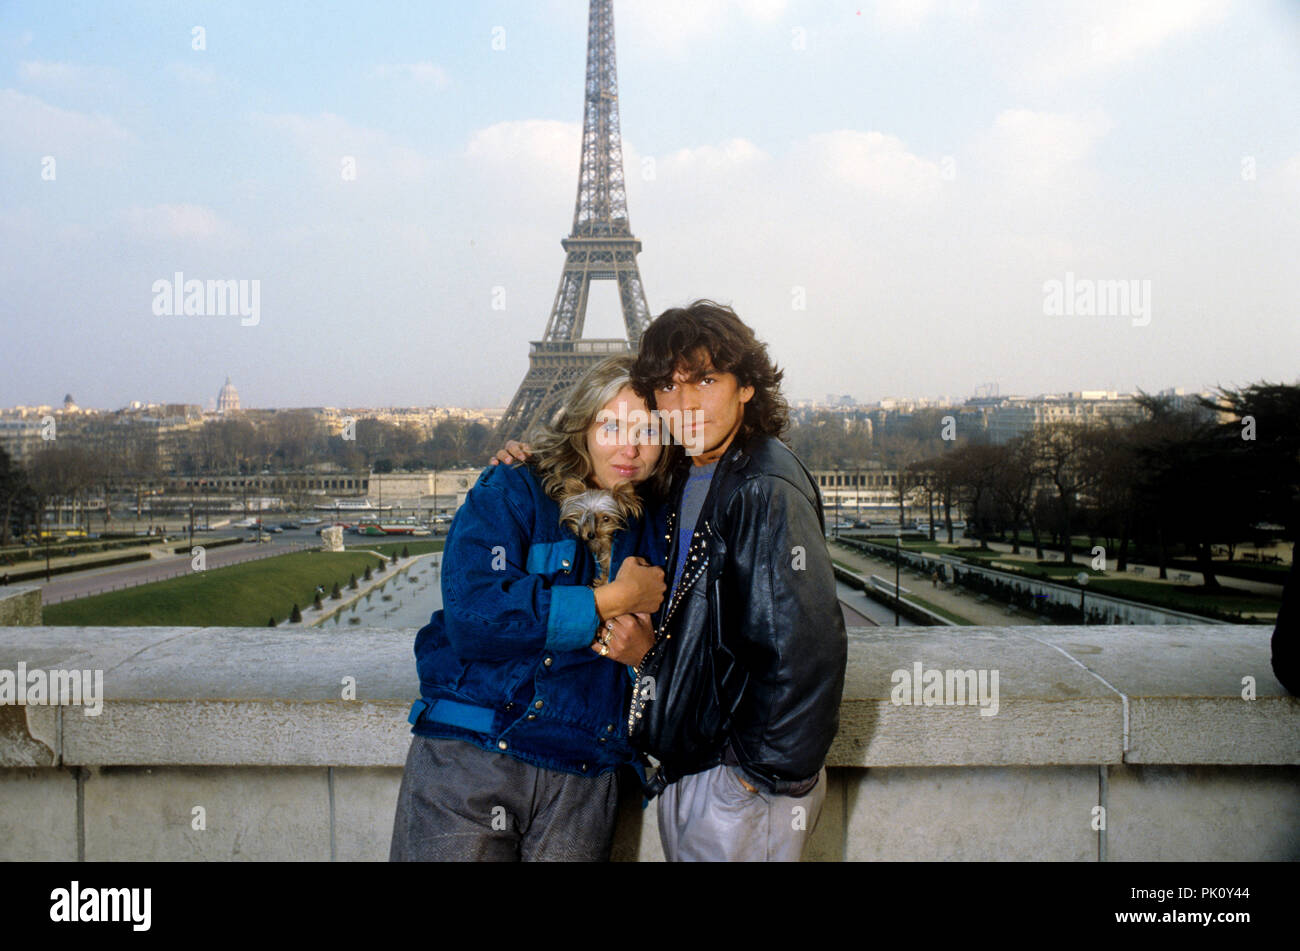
[657,764,826,862]
[389,735,620,862]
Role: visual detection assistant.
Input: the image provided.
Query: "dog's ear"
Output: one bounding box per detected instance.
[609,482,643,523]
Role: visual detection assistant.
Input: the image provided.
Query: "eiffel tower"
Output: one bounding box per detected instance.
[497,0,651,442]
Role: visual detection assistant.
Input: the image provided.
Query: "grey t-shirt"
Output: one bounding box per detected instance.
[670,461,717,598]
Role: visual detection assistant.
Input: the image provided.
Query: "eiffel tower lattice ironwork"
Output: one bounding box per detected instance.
[497,0,651,442]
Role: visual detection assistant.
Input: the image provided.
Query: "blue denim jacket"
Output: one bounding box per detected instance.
[408,461,667,776]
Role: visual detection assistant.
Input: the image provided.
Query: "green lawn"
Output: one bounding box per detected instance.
[898,594,974,626]
[44,550,394,627]
[845,539,1277,622]
[1084,578,1279,621]
[345,539,444,558]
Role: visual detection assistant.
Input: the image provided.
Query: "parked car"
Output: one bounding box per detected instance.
[279,522,300,530]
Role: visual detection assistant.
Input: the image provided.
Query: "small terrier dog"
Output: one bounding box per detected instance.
[559,483,639,586]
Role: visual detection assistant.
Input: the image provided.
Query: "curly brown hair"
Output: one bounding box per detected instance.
[631,299,790,439]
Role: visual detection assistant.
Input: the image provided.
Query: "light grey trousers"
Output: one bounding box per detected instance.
[657,764,827,862]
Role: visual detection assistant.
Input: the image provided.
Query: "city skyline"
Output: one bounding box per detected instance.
[2,1,1298,410]
[0,373,1218,416]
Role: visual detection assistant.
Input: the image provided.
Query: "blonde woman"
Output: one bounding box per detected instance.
[390,355,670,861]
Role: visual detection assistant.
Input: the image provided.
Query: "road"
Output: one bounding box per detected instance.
[37,526,323,605]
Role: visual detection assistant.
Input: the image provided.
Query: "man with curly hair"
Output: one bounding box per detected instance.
[602,299,848,862]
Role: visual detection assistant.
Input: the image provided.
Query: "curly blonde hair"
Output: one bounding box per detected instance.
[527,354,675,510]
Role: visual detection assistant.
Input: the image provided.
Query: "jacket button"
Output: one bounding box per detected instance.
[580,764,588,772]
[527,714,536,720]
[542,656,553,667]
[533,700,543,709]
[561,559,570,569]
[497,740,508,751]
[605,724,614,733]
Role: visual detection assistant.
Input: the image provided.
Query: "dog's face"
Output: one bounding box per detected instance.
[560,489,629,545]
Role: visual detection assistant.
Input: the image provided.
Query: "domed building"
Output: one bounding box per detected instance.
[217,376,241,414]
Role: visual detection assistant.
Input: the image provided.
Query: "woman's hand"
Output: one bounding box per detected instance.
[488,440,533,466]
[593,556,664,619]
[592,612,655,667]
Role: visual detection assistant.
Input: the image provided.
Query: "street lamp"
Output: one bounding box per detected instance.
[855,466,861,523]
[894,529,902,627]
[1076,571,1089,625]
[834,467,841,538]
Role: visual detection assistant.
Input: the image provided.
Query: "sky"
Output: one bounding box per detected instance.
[1,0,1298,411]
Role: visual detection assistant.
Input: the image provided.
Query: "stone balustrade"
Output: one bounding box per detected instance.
[0,623,1296,861]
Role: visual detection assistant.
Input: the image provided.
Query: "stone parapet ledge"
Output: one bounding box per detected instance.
[0,586,42,626]
[0,625,1295,770]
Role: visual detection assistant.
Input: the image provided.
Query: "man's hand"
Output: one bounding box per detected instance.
[488,440,533,466]
[591,612,655,667]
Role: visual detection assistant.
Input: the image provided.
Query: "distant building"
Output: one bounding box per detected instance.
[217,377,241,414]
[0,418,46,464]
[970,391,1149,444]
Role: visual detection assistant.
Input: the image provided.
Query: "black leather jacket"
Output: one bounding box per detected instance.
[645,430,848,795]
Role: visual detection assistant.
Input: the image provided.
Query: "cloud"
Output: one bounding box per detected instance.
[870,0,981,32]
[971,108,1111,190]
[465,119,581,176]
[371,62,450,88]
[798,130,943,200]
[19,60,81,83]
[252,110,435,186]
[658,137,768,173]
[125,203,237,241]
[1019,0,1234,84]
[17,59,120,93]
[616,0,789,54]
[166,62,220,86]
[0,88,133,160]
[1270,152,1300,200]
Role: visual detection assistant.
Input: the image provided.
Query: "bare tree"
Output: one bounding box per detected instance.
[1033,422,1106,565]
